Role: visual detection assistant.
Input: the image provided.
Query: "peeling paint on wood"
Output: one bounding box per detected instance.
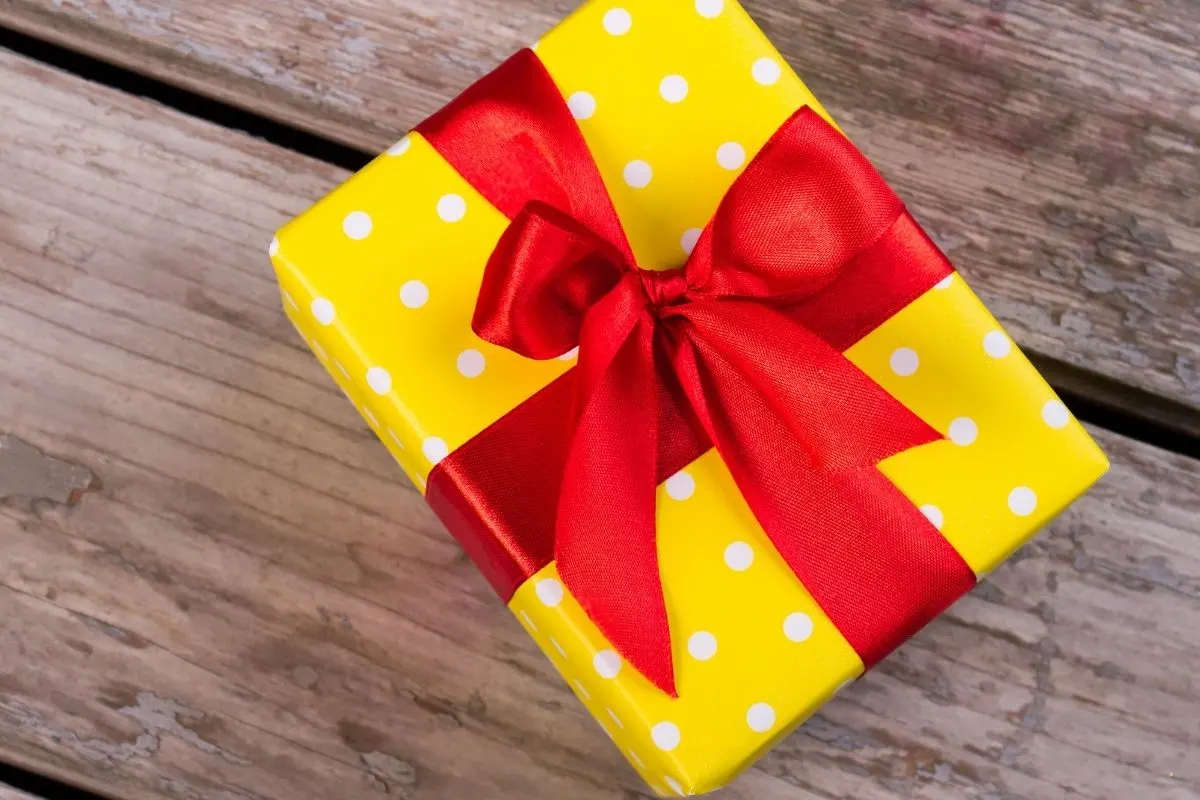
[360,752,418,796]
[0,435,96,506]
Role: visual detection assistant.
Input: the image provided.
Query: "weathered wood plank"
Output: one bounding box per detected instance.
[1,47,1198,800]
[0,785,41,800]
[1,0,1197,420]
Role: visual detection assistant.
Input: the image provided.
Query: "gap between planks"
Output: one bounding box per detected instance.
[0,763,114,800]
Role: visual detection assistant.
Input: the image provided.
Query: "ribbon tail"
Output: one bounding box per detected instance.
[676,299,944,466]
[673,302,977,667]
[556,289,677,696]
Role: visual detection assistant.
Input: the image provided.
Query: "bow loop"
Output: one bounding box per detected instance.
[687,110,906,304]
[473,201,628,360]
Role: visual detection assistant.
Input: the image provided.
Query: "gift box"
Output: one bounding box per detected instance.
[270,1,1109,795]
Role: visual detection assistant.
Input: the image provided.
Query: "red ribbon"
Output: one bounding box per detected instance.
[419,50,976,696]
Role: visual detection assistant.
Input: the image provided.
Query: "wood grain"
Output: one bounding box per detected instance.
[1,50,1198,800]
[0,785,41,800]
[1,0,1197,421]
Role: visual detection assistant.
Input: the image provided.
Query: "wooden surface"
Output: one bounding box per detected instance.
[1,0,1198,422]
[2,48,1199,800]
[0,785,40,800]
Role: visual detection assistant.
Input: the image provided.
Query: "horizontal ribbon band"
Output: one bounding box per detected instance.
[418,49,976,695]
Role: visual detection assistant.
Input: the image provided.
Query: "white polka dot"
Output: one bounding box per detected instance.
[520,610,537,632]
[624,160,653,189]
[269,236,280,257]
[387,135,412,156]
[681,228,702,255]
[783,612,814,643]
[651,722,681,752]
[935,274,956,290]
[948,417,979,446]
[311,298,335,326]
[593,650,622,679]
[747,702,777,733]
[422,437,450,465]
[629,749,644,769]
[607,708,623,728]
[558,347,580,362]
[752,57,783,86]
[890,347,920,377]
[659,75,689,103]
[535,578,564,607]
[457,349,486,378]
[665,471,695,501]
[573,680,590,700]
[1043,400,1071,429]
[920,504,945,530]
[343,211,372,240]
[366,367,392,395]
[1008,487,1038,517]
[695,0,724,17]
[724,541,754,572]
[602,8,632,35]
[984,331,1013,358]
[687,631,717,661]
[400,280,429,309]
[551,637,567,658]
[568,91,597,120]
[437,194,467,223]
[717,142,746,170]
[664,777,684,796]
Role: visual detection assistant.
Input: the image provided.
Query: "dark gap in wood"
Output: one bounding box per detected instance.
[1029,354,1200,459]
[0,763,113,800]
[0,25,371,173]
[2,24,1199,461]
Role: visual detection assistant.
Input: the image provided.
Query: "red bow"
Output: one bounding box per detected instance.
[420,50,976,695]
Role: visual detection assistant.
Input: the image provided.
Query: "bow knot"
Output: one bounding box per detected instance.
[638,267,691,310]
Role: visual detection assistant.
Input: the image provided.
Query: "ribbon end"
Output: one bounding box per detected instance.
[631,652,678,699]
[568,584,681,698]
[557,537,681,699]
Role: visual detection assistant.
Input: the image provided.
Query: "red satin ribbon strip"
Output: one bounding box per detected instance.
[418,50,634,264]
[418,49,977,695]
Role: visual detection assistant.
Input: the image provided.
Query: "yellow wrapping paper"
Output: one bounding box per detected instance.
[271,1,1109,794]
